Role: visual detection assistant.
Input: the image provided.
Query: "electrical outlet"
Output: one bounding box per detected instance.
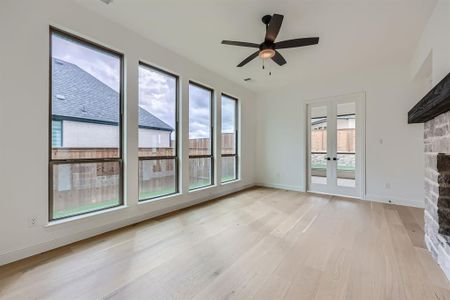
[385,183,391,189]
[28,216,38,228]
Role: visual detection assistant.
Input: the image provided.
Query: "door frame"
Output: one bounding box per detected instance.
[303,92,366,199]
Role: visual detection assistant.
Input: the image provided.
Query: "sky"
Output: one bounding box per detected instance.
[189,84,211,139]
[139,65,176,132]
[52,32,235,139]
[52,33,120,92]
[221,95,236,134]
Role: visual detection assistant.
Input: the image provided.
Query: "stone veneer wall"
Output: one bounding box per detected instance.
[424,110,450,280]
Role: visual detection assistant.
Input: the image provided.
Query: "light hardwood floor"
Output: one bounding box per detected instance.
[1,187,450,300]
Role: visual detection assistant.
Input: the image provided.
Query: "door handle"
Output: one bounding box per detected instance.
[333,157,338,161]
[326,157,331,160]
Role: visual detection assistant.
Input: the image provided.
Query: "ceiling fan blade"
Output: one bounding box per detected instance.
[272,51,286,66]
[222,40,260,48]
[275,37,319,49]
[265,14,284,43]
[237,51,260,67]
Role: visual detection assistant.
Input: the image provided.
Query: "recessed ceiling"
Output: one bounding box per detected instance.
[75,0,436,92]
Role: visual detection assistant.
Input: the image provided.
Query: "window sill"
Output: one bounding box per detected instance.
[46,205,127,227]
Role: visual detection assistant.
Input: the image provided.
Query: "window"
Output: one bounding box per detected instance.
[221,94,238,182]
[49,28,123,220]
[189,82,214,190]
[138,63,178,200]
[52,120,62,147]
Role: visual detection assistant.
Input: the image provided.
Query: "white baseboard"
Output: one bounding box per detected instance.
[0,184,255,266]
[364,193,424,208]
[256,182,424,209]
[256,182,305,192]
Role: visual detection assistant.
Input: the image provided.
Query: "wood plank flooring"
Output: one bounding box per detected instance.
[1,187,449,300]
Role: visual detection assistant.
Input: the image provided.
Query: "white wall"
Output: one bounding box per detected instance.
[0,0,256,265]
[255,61,426,207]
[412,0,450,86]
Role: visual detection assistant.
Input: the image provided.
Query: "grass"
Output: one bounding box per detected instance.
[189,179,211,190]
[312,165,355,171]
[53,199,120,219]
[54,187,176,219]
[221,175,236,182]
[54,177,237,219]
[139,187,176,201]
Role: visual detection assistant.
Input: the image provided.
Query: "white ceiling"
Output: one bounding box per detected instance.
[76,0,436,92]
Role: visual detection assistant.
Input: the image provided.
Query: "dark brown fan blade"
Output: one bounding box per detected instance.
[237,51,260,67]
[222,40,260,48]
[275,37,319,49]
[272,51,286,66]
[265,14,284,43]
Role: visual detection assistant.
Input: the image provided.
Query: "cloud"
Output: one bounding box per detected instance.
[52,34,121,92]
[139,65,176,129]
[221,95,236,133]
[189,84,212,139]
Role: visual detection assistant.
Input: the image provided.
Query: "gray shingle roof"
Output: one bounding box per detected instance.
[52,58,173,131]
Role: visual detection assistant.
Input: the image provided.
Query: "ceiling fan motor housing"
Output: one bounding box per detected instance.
[262,15,272,25]
[260,42,275,51]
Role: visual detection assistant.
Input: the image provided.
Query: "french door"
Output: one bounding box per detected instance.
[307,94,364,198]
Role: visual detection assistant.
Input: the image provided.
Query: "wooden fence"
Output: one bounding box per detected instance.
[311,129,355,153]
[51,134,237,216]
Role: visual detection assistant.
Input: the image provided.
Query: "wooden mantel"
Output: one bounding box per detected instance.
[408,72,450,124]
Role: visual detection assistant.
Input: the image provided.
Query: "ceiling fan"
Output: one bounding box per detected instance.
[222,14,319,67]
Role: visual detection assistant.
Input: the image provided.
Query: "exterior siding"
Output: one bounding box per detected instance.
[61,120,171,148]
[138,128,171,148]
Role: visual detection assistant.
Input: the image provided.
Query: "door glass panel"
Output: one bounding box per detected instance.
[310,106,328,185]
[336,102,356,187]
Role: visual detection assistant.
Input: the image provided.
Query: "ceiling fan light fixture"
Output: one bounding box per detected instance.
[259,49,275,59]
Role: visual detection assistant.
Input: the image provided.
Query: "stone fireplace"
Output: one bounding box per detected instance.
[424,111,450,279]
[409,72,450,279]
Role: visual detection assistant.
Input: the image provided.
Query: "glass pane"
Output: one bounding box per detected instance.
[189,157,212,190]
[221,156,236,182]
[139,159,176,200]
[51,31,121,160]
[189,84,212,156]
[222,95,236,155]
[311,153,327,183]
[310,106,327,185]
[51,161,121,220]
[52,120,62,147]
[336,103,356,187]
[138,65,176,157]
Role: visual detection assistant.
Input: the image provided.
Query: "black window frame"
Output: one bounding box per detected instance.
[138,61,180,201]
[48,27,124,221]
[188,81,215,191]
[221,94,239,183]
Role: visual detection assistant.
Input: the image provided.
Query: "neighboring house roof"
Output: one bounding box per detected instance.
[52,58,173,132]
[311,117,327,127]
[311,115,354,126]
